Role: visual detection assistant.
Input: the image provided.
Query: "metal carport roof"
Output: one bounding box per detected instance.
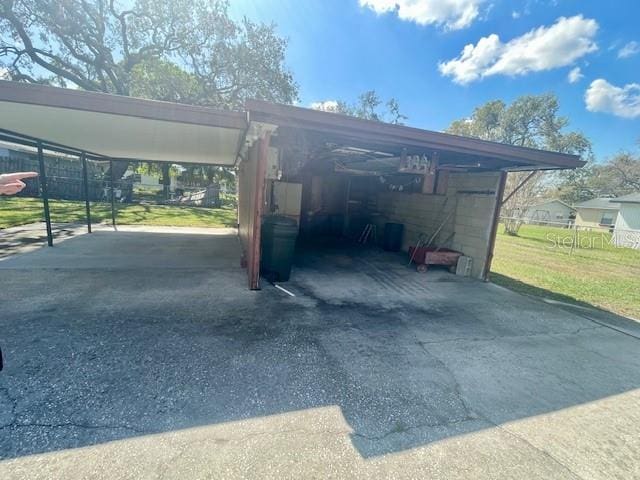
[246,99,585,172]
[0,81,585,171]
[0,81,247,165]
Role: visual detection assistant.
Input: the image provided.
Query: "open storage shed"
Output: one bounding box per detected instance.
[241,100,584,288]
[0,81,584,289]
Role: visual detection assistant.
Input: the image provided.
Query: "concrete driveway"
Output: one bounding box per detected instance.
[1,227,639,479]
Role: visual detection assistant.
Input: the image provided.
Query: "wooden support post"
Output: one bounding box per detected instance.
[37,142,53,247]
[435,169,450,195]
[483,171,508,281]
[421,153,439,194]
[249,132,271,290]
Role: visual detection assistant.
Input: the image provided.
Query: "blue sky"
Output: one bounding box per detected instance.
[229,0,640,161]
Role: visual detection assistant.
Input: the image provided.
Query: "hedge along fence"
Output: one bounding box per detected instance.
[0,154,125,201]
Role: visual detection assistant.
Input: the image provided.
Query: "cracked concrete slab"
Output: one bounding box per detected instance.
[1,228,639,479]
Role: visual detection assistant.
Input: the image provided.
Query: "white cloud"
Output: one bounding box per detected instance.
[310,100,340,112]
[585,79,640,119]
[439,34,503,84]
[439,15,598,84]
[568,66,583,84]
[359,0,486,30]
[511,11,521,19]
[0,67,8,80]
[618,41,640,59]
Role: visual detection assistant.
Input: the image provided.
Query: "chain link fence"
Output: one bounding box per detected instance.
[499,215,640,251]
[0,145,237,239]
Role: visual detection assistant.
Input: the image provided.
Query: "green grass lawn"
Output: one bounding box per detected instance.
[0,197,237,229]
[492,224,640,320]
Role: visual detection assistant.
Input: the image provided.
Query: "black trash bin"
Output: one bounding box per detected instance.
[261,215,299,282]
[383,222,404,252]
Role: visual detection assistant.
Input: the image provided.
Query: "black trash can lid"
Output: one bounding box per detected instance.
[263,215,298,227]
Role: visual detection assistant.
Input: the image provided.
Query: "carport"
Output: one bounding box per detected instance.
[0,80,252,282]
[0,81,584,290]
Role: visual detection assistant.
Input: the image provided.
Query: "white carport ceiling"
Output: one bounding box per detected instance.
[0,81,247,165]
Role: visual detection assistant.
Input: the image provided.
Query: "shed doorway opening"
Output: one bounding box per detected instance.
[262,135,502,283]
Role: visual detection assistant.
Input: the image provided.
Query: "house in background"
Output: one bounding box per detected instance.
[613,193,640,249]
[574,197,620,229]
[123,169,181,193]
[524,199,575,226]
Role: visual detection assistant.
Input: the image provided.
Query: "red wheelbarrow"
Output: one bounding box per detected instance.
[408,246,463,273]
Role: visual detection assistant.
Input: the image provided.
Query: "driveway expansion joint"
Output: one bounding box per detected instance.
[492,422,587,480]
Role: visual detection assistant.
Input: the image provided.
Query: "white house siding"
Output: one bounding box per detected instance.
[524,201,573,226]
[613,203,640,249]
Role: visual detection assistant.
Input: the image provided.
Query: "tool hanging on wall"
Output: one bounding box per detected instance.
[358,223,377,244]
[409,232,428,266]
[407,197,451,266]
[425,208,455,247]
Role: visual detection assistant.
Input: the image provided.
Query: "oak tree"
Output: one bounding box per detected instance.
[0,0,298,109]
[447,94,592,234]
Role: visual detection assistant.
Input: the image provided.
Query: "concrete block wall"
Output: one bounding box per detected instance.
[374,191,456,252]
[450,172,501,279]
[374,171,501,279]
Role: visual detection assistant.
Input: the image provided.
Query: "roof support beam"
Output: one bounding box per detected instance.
[501,171,538,206]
